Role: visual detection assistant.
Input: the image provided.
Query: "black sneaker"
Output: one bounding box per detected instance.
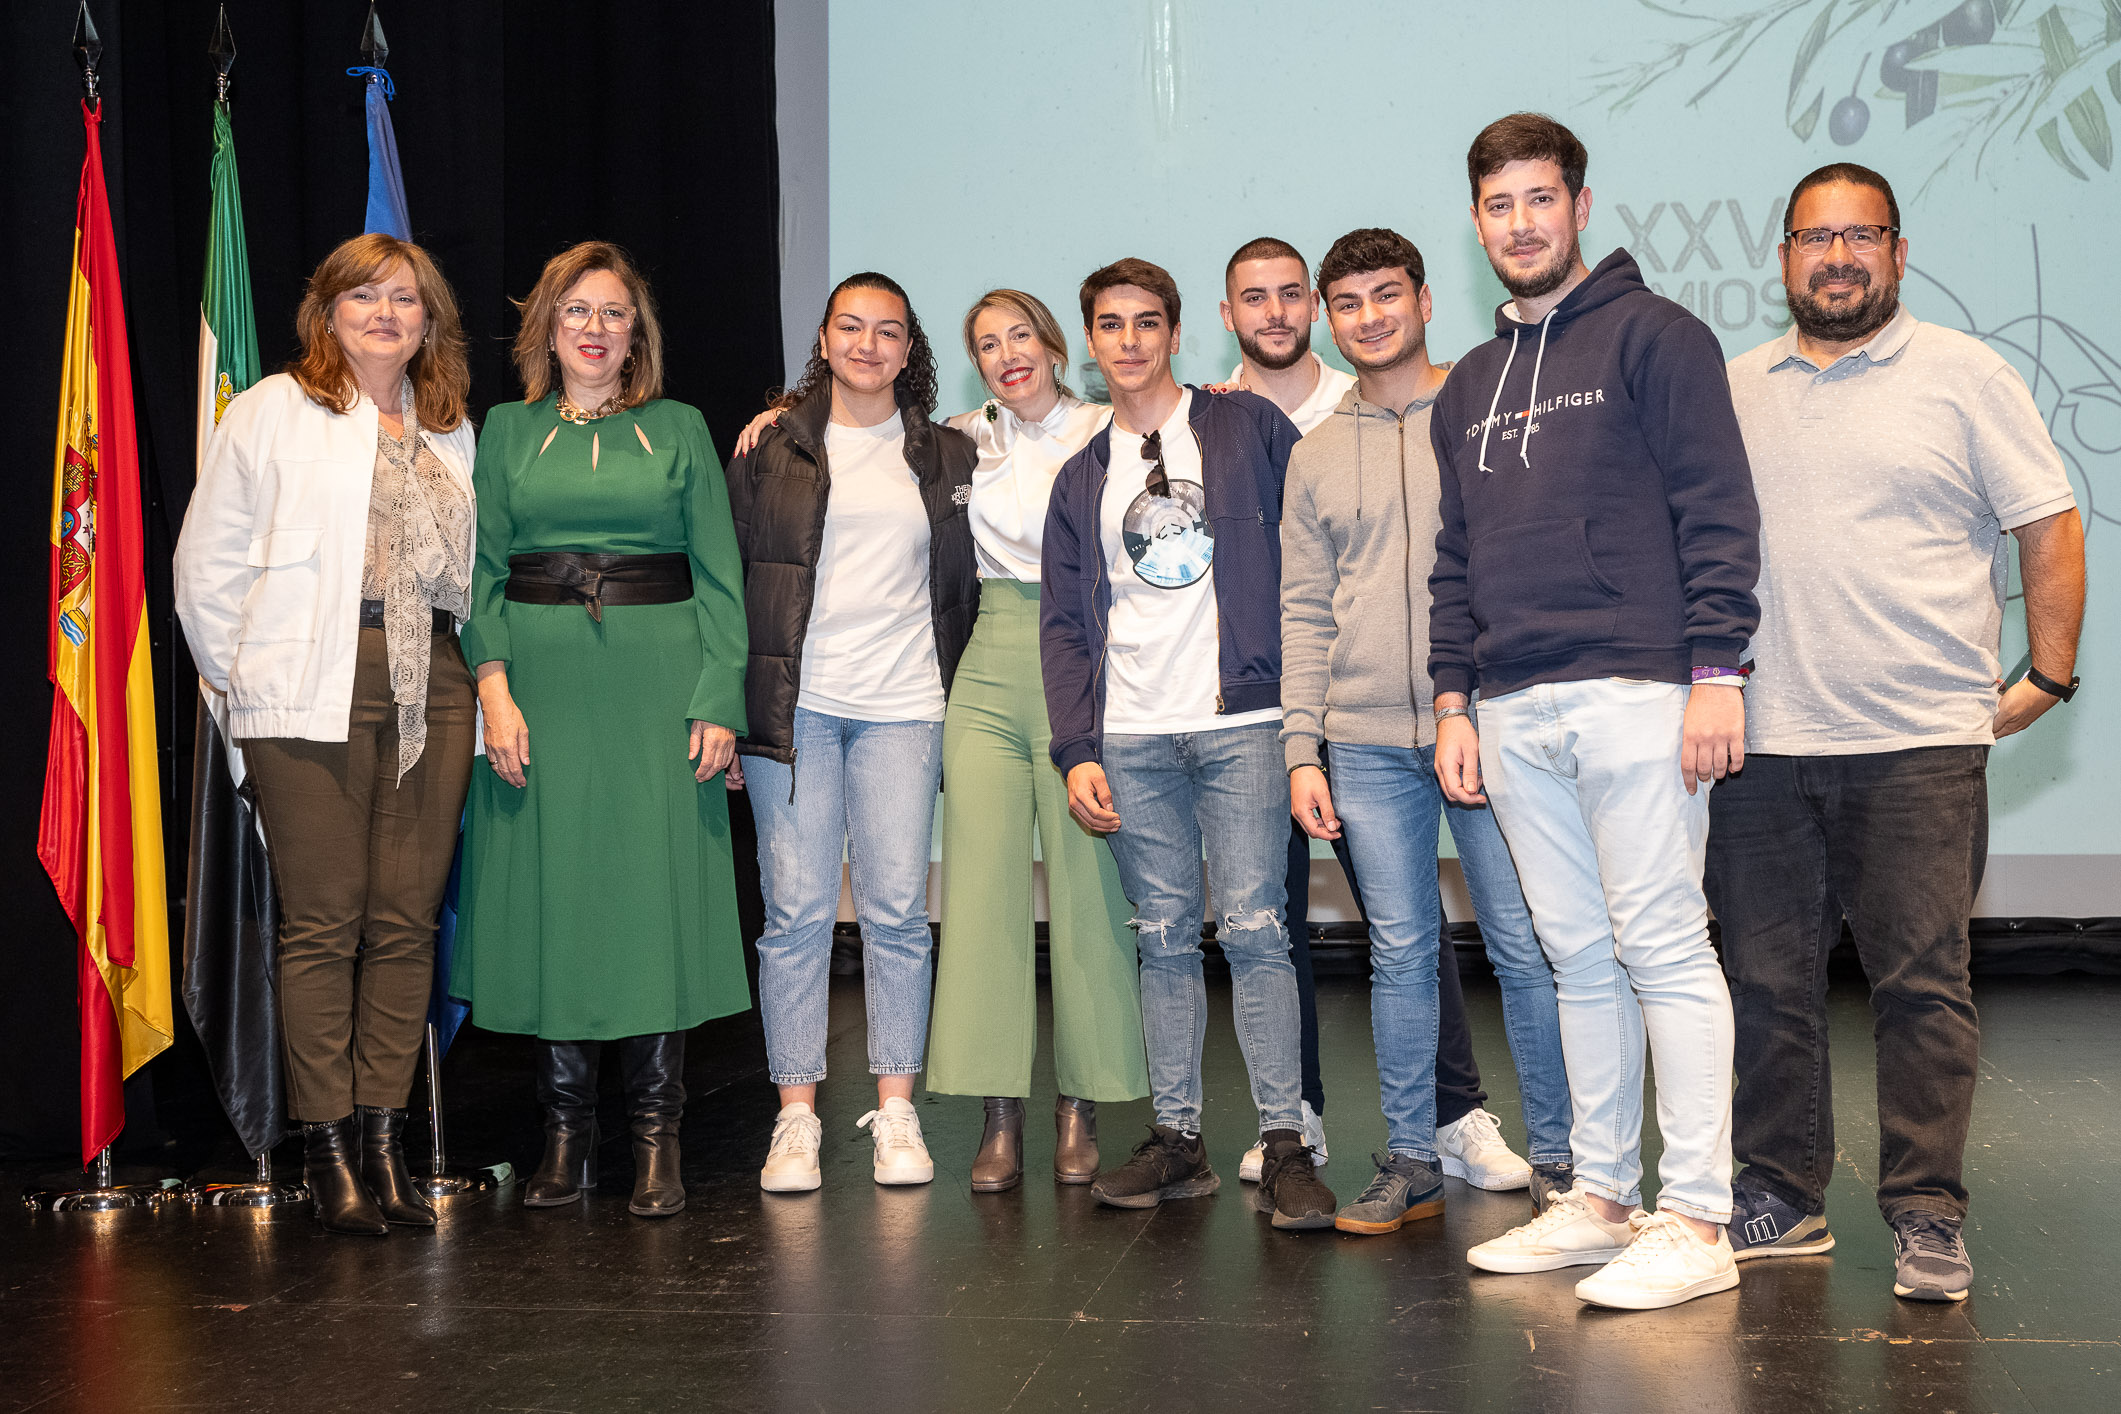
[1529,1160,1575,1214]
[1891,1210,1972,1302]
[1091,1125,1220,1209]
[1254,1129,1336,1230]
[1729,1179,1835,1261]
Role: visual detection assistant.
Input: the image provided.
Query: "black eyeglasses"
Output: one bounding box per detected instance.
[1141,429,1171,499]
[1784,224,1899,255]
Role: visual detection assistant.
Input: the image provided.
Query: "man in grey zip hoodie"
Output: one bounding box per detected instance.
[1281,228,1575,1235]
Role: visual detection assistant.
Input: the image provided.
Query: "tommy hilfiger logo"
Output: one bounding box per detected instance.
[1463,387,1610,442]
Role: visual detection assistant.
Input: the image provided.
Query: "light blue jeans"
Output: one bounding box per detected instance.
[1100,723,1303,1137]
[747,707,944,1085]
[1476,679,1734,1225]
[1327,740,1572,1163]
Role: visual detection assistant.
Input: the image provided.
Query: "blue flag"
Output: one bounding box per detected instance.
[347,66,411,238]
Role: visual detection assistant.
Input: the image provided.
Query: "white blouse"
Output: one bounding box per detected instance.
[946,394,1109,580]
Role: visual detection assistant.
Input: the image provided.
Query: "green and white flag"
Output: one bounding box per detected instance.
[194,101,257,475]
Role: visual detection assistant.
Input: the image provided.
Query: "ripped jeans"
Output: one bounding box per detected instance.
[1100,723,1302,1137]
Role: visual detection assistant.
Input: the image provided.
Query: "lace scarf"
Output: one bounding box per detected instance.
[373,377,472,780]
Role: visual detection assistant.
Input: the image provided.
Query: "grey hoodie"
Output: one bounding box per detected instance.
[1279,368,1452,772]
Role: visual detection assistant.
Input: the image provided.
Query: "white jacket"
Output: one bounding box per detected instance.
[175,373,477,742]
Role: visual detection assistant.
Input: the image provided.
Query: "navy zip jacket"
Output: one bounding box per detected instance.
[1427,249,1761,699]
[1040,386,1299,773]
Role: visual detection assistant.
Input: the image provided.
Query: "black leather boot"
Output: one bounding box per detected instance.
[619,1031,687,1217]
[524,1040,601,1207]
[357,1105,437,1226]
[304,1116,389,1235]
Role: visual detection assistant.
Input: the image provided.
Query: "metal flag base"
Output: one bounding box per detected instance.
[417,1021,513,1198]
[24,1148,186,1212]
[189,1149,309,1208]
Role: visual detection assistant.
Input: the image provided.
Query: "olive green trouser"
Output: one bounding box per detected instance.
[245,628,475,1122]
[925,580,1148,1101]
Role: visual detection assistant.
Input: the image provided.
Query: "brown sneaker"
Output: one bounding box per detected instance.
[1091,1125,1220,1209]
[1255,1129,1336,1230]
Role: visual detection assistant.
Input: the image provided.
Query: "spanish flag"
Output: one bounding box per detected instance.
[41,99,174,1168]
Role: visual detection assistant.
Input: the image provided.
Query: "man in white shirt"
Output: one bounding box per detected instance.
[1040,257,1337,1230]
[1711,162,2086,1303]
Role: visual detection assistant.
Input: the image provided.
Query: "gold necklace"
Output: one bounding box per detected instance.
[556,392,623,424]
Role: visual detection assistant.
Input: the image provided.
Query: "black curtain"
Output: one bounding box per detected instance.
[0,0,785,1159]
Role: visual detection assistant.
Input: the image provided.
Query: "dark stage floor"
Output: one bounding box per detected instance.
[5,970,2116,1413]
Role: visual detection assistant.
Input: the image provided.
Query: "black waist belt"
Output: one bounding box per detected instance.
[504,551,692,622]
[359,599,453,634]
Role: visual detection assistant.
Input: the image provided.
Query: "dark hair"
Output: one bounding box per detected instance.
[1316,228,1427,300]
[1785,162,1900,234]
[512,240,665,407]
[1079,257,1181,328]
[784,271,939,419]
[1224,236,1308,286]
[1466,112,1589,203]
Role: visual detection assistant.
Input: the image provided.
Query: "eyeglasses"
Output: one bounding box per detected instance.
[1785,224,1899,255]
[1141,429,1171,499]
[556,300,637,331]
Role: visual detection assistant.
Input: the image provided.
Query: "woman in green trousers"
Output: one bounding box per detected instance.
[737,289,1146,1190]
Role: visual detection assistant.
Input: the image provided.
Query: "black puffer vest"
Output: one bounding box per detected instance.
[726,382,978,764]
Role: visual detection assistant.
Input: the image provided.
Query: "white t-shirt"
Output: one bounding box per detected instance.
[1100,389,1280,736]
[946,394,1107,580]
[1226,352,1356,437]
[797,413,945,723]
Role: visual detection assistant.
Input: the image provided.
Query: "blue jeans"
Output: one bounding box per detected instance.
[1101,723,1303,1137]
[1329,742,1572,1162]
[1477,679,1735,1225]
[747,707,943,1085]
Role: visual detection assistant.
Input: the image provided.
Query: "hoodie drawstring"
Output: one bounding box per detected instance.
[1520,307,1556,468]
[1476,328,1521,475]
[1354,400,1364,520]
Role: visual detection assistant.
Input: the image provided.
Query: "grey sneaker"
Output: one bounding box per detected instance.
[1529,1160,1575,1214]
[1729,1180,1835,1261]
[1891,1211,1971,1302]
[1335,1152,1445,1235]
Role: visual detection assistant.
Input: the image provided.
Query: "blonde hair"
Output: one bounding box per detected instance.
[289,233,470,432]
[511,241,666,406]
[961,289,1075,401]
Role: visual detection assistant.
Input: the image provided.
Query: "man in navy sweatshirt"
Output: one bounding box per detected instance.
[1041,258,1336,1232]
[1428,113,1762,1310]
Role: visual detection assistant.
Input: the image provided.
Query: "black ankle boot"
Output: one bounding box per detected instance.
[304,1116,389,1235]
[525,1040,601,1207]
[357,1105,436,1226]
[619,1032,686,1217]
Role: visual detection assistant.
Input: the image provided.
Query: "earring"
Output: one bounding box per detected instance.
[622,352,637,374]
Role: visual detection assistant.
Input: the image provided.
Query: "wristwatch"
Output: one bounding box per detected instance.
[2023,666,2079,702]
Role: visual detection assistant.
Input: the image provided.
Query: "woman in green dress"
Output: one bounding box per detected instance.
[452,241,748,1218]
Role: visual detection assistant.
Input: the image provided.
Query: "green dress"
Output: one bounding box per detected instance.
[452,397,750,1039]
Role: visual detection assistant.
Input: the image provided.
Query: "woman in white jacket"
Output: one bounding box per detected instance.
[175,233,478,1236]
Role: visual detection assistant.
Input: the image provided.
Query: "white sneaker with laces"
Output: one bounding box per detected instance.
[856,1096,935,1185]
[759,1102,823,1192]
[1238,1100,1328,1183]
[1466,1183,1643,1273]
[1574,1210,1741,1310]
[1437,1108,1533,1191]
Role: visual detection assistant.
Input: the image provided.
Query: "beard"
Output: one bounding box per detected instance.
[1785,262,1900,344]
[1491,226,1580,300]
[1236,322,1310,371]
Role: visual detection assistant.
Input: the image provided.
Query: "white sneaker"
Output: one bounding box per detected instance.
[1467,1183,1643,1273]
[1437,1108,1533,1191]
[1238,1101,1328,1183]
[1575,1210,1740,1310]
[856,1096,934,1185]
[759,1102,823,1192]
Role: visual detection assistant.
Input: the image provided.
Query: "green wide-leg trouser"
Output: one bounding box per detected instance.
[925,579,1148,1101]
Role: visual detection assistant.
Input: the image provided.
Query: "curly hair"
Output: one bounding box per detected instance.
[289,233,470,431]
[782,272,939,419]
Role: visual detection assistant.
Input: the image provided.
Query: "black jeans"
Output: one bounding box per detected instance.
[1283,790,1487,1126]
[1704,746,1988,1223]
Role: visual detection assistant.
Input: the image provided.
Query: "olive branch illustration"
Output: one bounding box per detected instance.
[1594,1,2121,189]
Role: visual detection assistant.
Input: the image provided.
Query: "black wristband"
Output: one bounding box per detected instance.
[2024,666,2079,702]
